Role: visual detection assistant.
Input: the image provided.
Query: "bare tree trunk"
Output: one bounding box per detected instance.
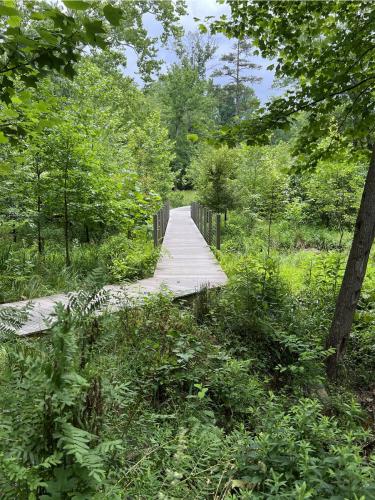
[325,145,375,379]
[36,164,43,254]
[85,224,90,244]
[63,164,71,267]
[235,40,240,116]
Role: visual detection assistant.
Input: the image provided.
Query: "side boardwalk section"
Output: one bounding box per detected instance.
[0,206,227,336]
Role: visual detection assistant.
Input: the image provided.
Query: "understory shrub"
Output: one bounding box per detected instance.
[0,289,373,498]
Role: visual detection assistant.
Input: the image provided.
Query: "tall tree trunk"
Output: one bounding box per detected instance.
[235,40,240,116]
[325,145,375,379]
[63,165,71,267]
[85,224,90,244]
[36,164,43,254]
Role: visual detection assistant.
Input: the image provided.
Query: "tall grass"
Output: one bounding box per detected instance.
[0,231,158,303]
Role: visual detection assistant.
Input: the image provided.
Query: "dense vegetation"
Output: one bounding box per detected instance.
[0,1,374,498]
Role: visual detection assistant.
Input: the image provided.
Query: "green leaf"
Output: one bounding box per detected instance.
[0,163,11,175]
[84,19,105,35]
[7,16,21,27]
[187,133,199,143]
[0,5,19,16]
[63,1,91,10]
[103,4,122,26]
[0,132,9,144]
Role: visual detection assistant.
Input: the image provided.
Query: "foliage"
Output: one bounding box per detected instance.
[169,189,196,208]
[0,287,373,497]
[0,297,122,497]
[0,231,157,303]
[0,0,186,142]
[235,143,291,219]
[302,148,365,232]
[189,145,239,213]
[212,38,261,123]
[151,61,217,186]
[212,1,375,150]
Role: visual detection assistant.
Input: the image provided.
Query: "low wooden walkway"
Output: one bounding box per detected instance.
[0,206,227,336]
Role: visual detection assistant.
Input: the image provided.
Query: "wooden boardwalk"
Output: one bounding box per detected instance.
[0,206,227,336]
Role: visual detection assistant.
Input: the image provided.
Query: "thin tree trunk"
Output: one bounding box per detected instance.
[85,224,90,244]
[325,145,375,379]
[235,40,240,116]
[63,165,71,267]
[36,164,43,254]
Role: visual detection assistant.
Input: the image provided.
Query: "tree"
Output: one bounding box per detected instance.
[175,31,218,79]
[212,0,375,378]
[125,111,175,200]
[152,62,217,186]
[213,84,259,126]
[302,149,365,245]
[188,145,238,214]
[235,143,290,219]
[212,38,261,119]
[0,0,186,142]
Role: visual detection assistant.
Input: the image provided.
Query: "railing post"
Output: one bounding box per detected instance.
[203,207,207,242]
[216,213,221,250]
[208,210,212,245]
[153,214,158,247]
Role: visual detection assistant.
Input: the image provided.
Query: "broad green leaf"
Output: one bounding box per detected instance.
[103,4,122,26]
[84,19,105,35]
[63,1,91,10]
[0,5,19,16]
[0,163,11,175]
[187,133,199,143]
[7,16,21,27]
[0,132,9,144]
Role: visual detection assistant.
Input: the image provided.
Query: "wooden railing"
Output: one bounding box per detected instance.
[190,202,222,250]
[153,202,170,247]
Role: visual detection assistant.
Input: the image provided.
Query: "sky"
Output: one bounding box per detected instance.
[123,0,280,104]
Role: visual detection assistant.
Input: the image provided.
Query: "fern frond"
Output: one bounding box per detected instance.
[0,304,31,340]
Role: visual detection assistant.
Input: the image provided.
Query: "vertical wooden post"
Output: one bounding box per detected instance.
[203,207,207,242]
[208,210,212,245]
[153,214,158,247]
[216,213,221,250]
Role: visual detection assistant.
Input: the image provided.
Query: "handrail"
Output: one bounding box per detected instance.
[153,202,170,247]
[190,202,221,250]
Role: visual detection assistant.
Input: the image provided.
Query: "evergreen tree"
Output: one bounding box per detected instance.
[212,39,262,120]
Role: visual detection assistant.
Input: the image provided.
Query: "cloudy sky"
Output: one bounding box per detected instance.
[124,0,279,104]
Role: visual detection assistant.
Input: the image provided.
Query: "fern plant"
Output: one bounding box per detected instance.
[0,292,121,498]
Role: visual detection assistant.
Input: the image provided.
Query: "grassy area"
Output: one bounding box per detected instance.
[0,230,158,303]
[169,189,196,208]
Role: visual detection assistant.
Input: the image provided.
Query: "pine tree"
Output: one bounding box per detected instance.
[212,39,262,118]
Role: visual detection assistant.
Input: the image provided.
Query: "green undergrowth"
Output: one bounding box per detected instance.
[0,262,374,498]
[218,210,375,390]
[0,230,158,303]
